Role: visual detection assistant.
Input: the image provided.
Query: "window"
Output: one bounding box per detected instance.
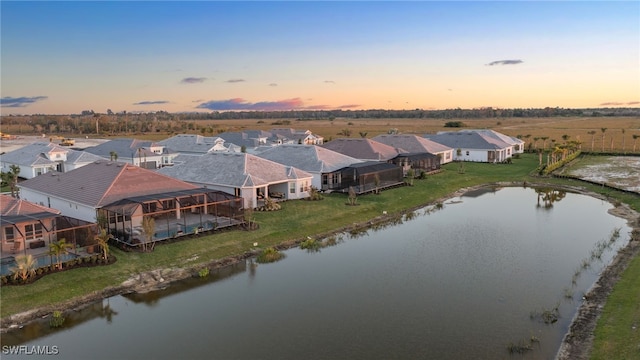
[466,151,470,156]
[25,224,34,240]
[290,182,295,194]
[4,227,15,242]
[34,223,43,238]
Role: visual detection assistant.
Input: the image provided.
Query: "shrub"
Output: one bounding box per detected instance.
[198,268,210,278]
[49,311,65,328]
[256,247,285,263]
[300,238,321,252]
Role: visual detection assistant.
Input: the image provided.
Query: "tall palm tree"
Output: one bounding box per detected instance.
[541,136,549,150]
[49,238,73,270]
[587,130,597,151]
[141,216,156,252]
[600,128,607,152]
[633,134,639,153]
[8,165,20,197]
[621,129,626,153]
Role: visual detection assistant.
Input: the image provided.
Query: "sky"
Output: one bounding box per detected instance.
[1,1,639,115]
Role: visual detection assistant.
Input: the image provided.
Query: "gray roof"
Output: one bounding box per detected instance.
[157,134,223,154]
[372,134,453,154]
[321,138,400,161]
[216,132,262,149]
[19,161,197,207]
[255,144,362,173]
[84,138,158,159]
[424,131,512,150]
[157,152,313,188]
[0,142,101,167]
[454,129,524,146]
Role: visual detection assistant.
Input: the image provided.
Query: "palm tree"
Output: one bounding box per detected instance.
[621,129,626,153]
[633,134,639,153]
[561,134,570,143]
[587,130,597,151]
[11,254,37,282]
[541,136,549,150]
[94,228,113,261]
[7,165,20,197]
[141,216,156,252]
[533,137,540,150]
[109,151,118,161]
[49,238,73,269]
[600,128,607,152]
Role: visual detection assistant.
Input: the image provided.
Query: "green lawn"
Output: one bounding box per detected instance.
[1,153,639,358]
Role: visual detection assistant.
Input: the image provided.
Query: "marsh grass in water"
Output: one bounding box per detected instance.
[49,310,65,328]
[256,247,285,263]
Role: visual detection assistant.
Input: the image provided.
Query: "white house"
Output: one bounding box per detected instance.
[0,142,103,179]
[157,152,314,209]
[424,130,515,163]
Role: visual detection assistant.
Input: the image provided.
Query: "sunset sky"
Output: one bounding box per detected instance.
[1,1,638,115]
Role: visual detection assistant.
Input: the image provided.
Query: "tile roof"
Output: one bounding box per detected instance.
[84,138,159,159]
[0,194,61,216]
[18,161,198,207]
[157,134,224,154]
[372,134,453,154]
[256,144,362,173]
[321,138,400,161]
[157,152,313,188]
[424,131,512,150]
[1,142,103,167]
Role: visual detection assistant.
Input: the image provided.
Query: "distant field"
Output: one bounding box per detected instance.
[2,116,639,153]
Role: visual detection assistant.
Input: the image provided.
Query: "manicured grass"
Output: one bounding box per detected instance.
[2,152,639,359]
[590,254,640,360]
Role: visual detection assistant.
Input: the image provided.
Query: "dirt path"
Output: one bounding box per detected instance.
[2,182,639,360]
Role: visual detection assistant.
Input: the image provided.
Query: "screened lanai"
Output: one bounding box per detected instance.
[100,188,244,247]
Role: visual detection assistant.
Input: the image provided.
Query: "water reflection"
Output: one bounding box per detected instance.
[536,188,567,209]
[1,187,631,360]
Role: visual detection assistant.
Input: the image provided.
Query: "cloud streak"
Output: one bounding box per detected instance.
[600,101,640,106]
[486,59,523,66]
[181,77,207,84]
[196,98,361,111]
[1,96,48,107]
[226,79,245,83]
[133,100,170,105]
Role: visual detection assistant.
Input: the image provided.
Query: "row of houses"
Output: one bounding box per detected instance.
[1,129,524,264]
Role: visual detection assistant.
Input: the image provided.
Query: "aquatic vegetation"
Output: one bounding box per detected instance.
[49,310,65,328]
[257,247,285,263]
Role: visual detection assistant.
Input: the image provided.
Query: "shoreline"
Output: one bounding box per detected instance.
[2,182,639,360]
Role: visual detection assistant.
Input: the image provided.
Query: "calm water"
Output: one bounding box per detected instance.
[1,187,631,360]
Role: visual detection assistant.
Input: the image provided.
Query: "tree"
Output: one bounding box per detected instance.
[359,131,368,138]
[540,136,549,150]
[600,128,607,152]
[587,131,597,151]
[109,151,118,161]
[348,186,357,206]
[373,174,380,194]
[621,129,626,153]
[7,165,20,197]
[49,238,73,270]
[94,228,113,261]
[141,216,156,252]
[561,134,570,143]
[633,134,639,153]
[11,254,37,282]
[406,168,415,186]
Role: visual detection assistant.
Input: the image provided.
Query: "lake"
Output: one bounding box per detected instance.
[1,187,631,360]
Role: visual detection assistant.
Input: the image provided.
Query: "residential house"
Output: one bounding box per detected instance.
[215,131,269,153]
[322,138,400,162]
[0,142,104,179]
[17,161,243,246]
[338,162,404,194]
[157,152,314,208]
[1,194,61,255]
[457,129,525,154]
[84,138,177,168]
[424,130,516,163]
[157,134,239,156]
[372,134,454,164]
[254,144,362,191]
[269,128,324,145]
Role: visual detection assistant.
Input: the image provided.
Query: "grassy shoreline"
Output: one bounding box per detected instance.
[1,153,639,358]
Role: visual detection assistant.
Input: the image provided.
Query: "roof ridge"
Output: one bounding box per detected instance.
[95,162,129,207]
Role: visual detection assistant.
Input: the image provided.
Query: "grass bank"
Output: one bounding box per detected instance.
[1,153,639,359]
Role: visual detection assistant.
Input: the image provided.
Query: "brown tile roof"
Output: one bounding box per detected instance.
[0,194,61,216]
[18,161,198,207]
